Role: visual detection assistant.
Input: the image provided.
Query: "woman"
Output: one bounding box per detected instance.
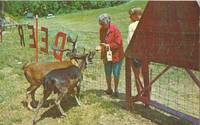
[127,7,144,94]
[127,7,142,44]
[97,13,124,97]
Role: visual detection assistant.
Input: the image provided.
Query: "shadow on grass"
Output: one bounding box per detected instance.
[21,99,55,109]
[38,95,79,122]
[21,95,79,123]
[130,104,193,125]
[21,89,193,125]
[82,89,193,125]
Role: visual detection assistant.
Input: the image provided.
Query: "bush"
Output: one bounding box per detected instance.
[4,1,128,17]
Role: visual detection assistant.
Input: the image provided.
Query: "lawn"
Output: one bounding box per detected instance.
[0,1,199,125]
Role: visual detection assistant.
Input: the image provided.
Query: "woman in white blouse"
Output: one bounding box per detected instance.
[127,7,144,94]
[127,7,142,44]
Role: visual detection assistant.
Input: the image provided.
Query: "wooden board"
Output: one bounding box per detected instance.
[125,1,200,71]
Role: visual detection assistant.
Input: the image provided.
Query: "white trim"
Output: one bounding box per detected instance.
[197,0,200,7]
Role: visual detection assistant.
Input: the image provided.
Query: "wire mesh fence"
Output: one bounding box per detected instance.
[81,59,200,122]
[81,58,126,94]
[1,24,199,123]
[150,63,200,120]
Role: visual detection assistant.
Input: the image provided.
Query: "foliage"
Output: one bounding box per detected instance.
[4,1,128,17]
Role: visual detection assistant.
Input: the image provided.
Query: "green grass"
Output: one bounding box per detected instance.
[0,1,199,125]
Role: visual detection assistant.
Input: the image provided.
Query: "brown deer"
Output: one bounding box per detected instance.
[32,51,95,125]
[23,34,79,110]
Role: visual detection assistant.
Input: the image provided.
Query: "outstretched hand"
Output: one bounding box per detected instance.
[96,43,110,52]
[100,43,109,47]
[95,45,101,51]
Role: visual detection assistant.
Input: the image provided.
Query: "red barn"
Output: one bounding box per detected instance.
[125,1,199,124]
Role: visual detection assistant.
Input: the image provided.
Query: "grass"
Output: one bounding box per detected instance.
[0,1,199,125]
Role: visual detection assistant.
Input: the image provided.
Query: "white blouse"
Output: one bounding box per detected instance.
[127,21,139,44]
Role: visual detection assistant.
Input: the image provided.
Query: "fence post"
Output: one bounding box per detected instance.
[142,60,151,107]
[35,15,38,63]
[125,57,133,109]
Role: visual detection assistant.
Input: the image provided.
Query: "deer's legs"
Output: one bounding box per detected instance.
[76,82,81,98]
[32,90,51,125]
[31,88,38,107]
[74,84,81,106]
[55,93,66,116]
[75,95,81,106]
[26,85,38,110]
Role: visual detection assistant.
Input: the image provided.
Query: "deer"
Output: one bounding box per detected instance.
[23,34,79,110]
[32,51,95,125]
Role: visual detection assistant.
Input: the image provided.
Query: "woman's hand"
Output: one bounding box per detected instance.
[95,45,102,51]
[100,43,109,47]
[96,43,109,51]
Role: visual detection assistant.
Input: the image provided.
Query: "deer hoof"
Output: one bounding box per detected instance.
[32,101,38,108]
[28,105,34,111]
[61,113,67,117]
[32,120,36,125]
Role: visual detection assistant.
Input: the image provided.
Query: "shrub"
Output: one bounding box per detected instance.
[4,1,128,17]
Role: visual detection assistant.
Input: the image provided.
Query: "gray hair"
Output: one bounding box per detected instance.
[98,13,111,24]
[129,7,142,16]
